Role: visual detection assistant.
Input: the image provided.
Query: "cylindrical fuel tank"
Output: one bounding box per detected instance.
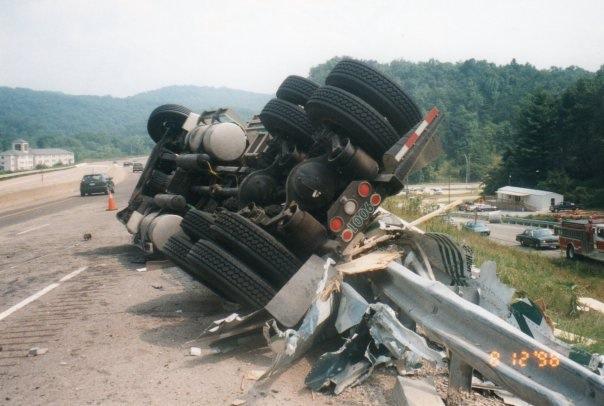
[185,122,247,162]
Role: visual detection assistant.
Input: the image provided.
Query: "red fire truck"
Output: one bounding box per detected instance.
[555,216,604,262]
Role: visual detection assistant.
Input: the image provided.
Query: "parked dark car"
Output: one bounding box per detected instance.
[132,162,143,172]
[550,201,581,212]
[80,174,114,196]
[463,221,491,236]
[516,227,559,249]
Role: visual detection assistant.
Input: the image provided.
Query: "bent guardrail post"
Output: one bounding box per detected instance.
[448,352,473,396]
[372,262,604,406]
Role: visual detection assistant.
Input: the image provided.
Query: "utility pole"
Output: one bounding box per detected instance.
[448,175,451,204]
[463,154,470,184]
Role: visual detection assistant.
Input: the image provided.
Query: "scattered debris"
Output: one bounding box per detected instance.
[393,376,444,406]
[82,233,92,241]
[554,328,597,346]
[264,255,333,327]
[189,347,202,356]
[151,285,163,290]
[28,347,48,356]
[231,399,246,405]
[494,389,532,406]
[579,297,604,314]
[136,267,147,272]
[367,303,444,366]
[243,369,266,381]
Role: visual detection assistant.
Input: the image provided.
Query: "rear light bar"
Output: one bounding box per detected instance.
[327,180,381,245]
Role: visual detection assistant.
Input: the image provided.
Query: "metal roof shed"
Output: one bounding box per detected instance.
[496,186,563,212]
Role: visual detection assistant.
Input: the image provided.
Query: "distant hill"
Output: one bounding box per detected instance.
[0,85,272,160]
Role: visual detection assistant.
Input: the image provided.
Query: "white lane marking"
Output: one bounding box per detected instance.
[59,266,88,282]
[0,266,88,321]
[16,223,50,235]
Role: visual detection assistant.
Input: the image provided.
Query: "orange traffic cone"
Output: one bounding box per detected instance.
[106,191,118,211]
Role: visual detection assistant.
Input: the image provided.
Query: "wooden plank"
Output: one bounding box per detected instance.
[336,251,400,275]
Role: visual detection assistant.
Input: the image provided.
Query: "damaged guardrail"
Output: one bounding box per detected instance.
[372,262,604,405]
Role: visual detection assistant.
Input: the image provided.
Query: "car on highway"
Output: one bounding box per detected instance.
[431,187,443,195]
[515,227,559,249]
[550,201,581,212]
[463,220,491,236]
[80,174,114,196]
[132,162,143,172]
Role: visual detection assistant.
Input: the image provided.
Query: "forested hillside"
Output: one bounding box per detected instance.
[484,68,604,206]
[0,85,271,160]
[309,58,592,183]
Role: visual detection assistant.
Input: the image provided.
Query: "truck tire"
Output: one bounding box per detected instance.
[147,104,192,143]
[181,208,214,241]
[161,233,193,269]
[566,245,576,260]
[162,234,237,301]
[276,75,319,106]
[259,98,315,146]
[187,239,275,309]
[212,211,301,287]
[305,85,398,159]
[325,59,422,135]
[147,170,171,195]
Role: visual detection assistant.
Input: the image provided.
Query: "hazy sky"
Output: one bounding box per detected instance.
[1,0,603,97]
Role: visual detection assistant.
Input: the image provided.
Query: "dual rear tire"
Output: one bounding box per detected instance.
[162,209,301,309]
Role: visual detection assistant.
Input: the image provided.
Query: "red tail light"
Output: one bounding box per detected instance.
[357,181,371,197]
[370,193,382,206]
[329,216,344,232]
[341,229,354,242]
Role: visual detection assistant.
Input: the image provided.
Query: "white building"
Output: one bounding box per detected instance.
[496,186,563,212]
[0,139,74,172]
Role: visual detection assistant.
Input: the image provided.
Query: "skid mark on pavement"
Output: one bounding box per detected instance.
[0,265,119,366]
[0,267,87,321]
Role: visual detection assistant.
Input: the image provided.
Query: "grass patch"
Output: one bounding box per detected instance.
[383,197,604,353]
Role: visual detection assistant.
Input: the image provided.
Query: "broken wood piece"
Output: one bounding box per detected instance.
[393,376,444,406]
[348,234,396,257]
[409,199,463,227]
[336,251,400,275]
[553,328,597,345]
[578,297,604,314]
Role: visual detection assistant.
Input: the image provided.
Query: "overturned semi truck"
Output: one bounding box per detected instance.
[117,59,442,307]
[117,59,604,404]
